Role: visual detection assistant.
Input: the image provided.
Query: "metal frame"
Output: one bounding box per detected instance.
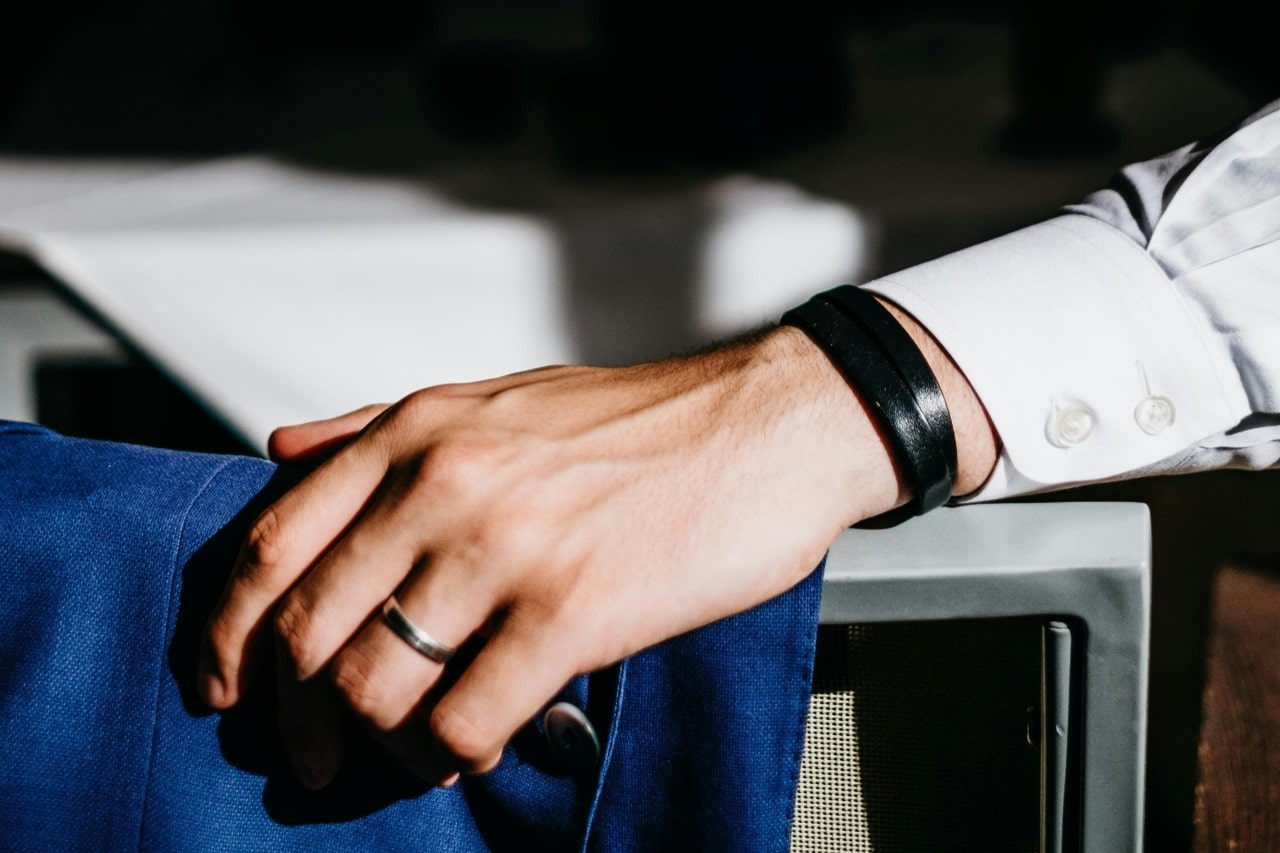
[0,286,123,423]
[819,502,1150,853]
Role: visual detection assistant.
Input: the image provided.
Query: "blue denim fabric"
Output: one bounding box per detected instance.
[0,422,822,851]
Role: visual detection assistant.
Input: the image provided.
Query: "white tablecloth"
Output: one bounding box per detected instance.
[0,156,867,451]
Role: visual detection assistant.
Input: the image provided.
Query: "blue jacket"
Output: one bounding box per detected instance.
[0,421,822,851]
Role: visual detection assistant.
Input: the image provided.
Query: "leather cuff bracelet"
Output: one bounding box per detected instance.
[781,285,957,525]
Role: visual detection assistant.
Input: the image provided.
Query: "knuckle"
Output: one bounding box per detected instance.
[431,704,500,772]
[273,595,321,677]
[446,505,536,576]
[485,383,532,417]
[331,651,403,731]
[411,442,487,495]
[396,387,451,424]
[519,551,587,612]
[239,506,291,584]
[473,513,526,562]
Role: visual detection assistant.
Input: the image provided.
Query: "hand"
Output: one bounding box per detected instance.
[198,318,995,789]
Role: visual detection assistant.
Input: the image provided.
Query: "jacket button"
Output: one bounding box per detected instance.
[1134,395,1175,435]
[1049,403,1094,447]
[544,702,600,773]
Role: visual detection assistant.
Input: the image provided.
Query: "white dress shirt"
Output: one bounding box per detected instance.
[864,98,1280,501]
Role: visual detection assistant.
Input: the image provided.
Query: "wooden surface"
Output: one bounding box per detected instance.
[1195,566,1280,851]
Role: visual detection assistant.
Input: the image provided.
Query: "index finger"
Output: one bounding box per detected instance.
[198,432,390,709]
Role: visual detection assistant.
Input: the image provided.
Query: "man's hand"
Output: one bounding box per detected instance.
[197,316,996,789]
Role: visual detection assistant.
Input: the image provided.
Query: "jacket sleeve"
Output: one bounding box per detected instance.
[862,98,1280,500]
[0,422,490,851]
[0,422,823,852]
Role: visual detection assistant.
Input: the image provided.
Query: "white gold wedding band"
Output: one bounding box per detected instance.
[380,595,457,664]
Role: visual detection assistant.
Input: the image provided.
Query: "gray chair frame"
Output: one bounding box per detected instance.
[819,502,1150,853]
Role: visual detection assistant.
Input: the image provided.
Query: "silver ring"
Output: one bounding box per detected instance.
[380,595,457,663]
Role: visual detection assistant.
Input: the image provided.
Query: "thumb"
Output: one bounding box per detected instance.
[268,404,390,463]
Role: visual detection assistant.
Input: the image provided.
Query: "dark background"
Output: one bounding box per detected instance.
[2,2,1277,849]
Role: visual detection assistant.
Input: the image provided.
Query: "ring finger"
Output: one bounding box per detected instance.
[329,553,495,734]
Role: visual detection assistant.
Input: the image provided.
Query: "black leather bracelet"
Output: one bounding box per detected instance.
[821,285,958,487]
[781,285,956,524]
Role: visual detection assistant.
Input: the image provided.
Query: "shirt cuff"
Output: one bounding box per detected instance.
[863,214,1250,501]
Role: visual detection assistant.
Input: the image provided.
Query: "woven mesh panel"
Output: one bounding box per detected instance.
[790,619,1043,852]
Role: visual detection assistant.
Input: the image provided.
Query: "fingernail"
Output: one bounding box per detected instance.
[440,773,460,788]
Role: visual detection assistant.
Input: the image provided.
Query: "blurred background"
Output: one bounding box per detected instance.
[1,1,1277,849]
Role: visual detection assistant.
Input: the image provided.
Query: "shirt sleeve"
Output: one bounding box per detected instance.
[862,98,1280,501]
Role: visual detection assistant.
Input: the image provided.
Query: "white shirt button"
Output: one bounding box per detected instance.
[544,701,600,773]
[1134,395,1175,435]
[1049,403,1095,447]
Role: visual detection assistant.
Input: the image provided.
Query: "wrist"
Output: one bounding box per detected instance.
[745,325,909,527]
[747,305,998,527]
